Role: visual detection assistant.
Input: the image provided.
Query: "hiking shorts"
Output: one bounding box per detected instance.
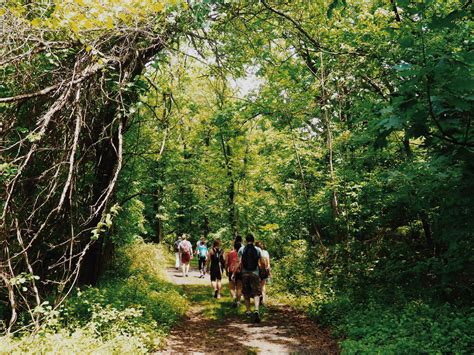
[210,269,222,282]
[181,252,191,264]
[210,259,222,281]
[242,272,261,298]
[229,271,242,283]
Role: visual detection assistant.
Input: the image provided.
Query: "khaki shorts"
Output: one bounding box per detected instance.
[242,272,262,298]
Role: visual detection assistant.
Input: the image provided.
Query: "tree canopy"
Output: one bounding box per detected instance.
[1,0,473,350]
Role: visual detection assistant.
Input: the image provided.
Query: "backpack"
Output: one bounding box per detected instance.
[242,244,259,271]
[173,240,180,252]
[211,248,226,272]
[180,241,191,256]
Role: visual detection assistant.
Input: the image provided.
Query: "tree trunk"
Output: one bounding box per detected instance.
[153,184,164,243]
[420,213,436,255]
[79,112,118,285]
[403,132,413,158]
[201,130,212,237]
[202,215,210,238]
[77,38,168,285]
[319,52,340,218]
[288,122,324,248]
[219,133,238,237]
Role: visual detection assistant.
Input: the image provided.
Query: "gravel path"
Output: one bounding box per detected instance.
[158,267,339,354]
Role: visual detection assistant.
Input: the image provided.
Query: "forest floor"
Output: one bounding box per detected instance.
[157,265,339,354]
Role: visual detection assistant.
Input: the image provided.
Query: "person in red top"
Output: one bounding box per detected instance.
[226,240,243,308]
[178,234,193,277]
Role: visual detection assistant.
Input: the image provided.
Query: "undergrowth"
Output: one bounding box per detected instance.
[270,239,474,354]
[0,239,187,354]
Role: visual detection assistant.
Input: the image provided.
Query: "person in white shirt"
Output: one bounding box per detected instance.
[173,236,182,270]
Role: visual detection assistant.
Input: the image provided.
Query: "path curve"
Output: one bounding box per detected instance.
[158,267,339,354]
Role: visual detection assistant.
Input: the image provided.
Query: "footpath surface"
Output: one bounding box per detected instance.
[158,267,339,354]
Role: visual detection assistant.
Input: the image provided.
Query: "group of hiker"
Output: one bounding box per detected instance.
[173,233,271,323]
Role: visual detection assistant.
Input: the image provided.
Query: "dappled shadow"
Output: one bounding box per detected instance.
[158,269,339,354]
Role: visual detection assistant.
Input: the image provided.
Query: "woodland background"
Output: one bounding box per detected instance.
[0,0,473,352]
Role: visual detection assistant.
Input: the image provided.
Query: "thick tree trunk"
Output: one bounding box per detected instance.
[78,40,166,285]
[79,133,117,285]
[156,217,164,243]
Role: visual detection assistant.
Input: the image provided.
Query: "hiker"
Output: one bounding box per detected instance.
[226,240,242,307]
[196,237,208,278]
[255,241,271,305]
[207,239,225,298]
[195,235,203,253]
[234,234,242,245]
[179,234,193,277]
[173,235,182,270]
[234,233,265,323]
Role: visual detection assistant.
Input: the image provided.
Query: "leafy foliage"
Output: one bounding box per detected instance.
[0,242,187,353]
[1,0,473,352]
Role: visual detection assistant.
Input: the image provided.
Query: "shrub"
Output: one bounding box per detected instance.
[272,239,474,353]
[0,240,187,353]
[323,301,474,354]
[0,329,149,354]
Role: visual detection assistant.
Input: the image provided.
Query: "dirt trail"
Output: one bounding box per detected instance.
[158,267,338,354]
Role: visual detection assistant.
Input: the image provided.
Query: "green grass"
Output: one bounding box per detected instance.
[182,284,239,321]
[0,240,188,354]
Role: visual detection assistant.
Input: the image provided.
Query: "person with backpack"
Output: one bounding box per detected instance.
[206,239,225,298]
[255,241,271,306]
[226,240,242,307]
[234,233,265,323]
[196,238,208,278]
[178,234,193,277]
[173,235,182,270]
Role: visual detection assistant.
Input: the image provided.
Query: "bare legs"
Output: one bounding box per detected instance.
[237,282,242,303]
[182,262,190,277]
[244,295,260,313]
[229,280,242,305]
[260,279,267,304]
[242,273,262,322]
[211,279,222,298]
[229,280,236,299]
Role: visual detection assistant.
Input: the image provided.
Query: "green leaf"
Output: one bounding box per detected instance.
[105,213,112,228]
[327,0,347,18]
[430,10,465,29]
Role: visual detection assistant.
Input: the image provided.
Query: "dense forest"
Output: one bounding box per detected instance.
[1,0,473,353]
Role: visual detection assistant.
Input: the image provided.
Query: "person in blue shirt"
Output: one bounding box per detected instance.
[196,236,208,278]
